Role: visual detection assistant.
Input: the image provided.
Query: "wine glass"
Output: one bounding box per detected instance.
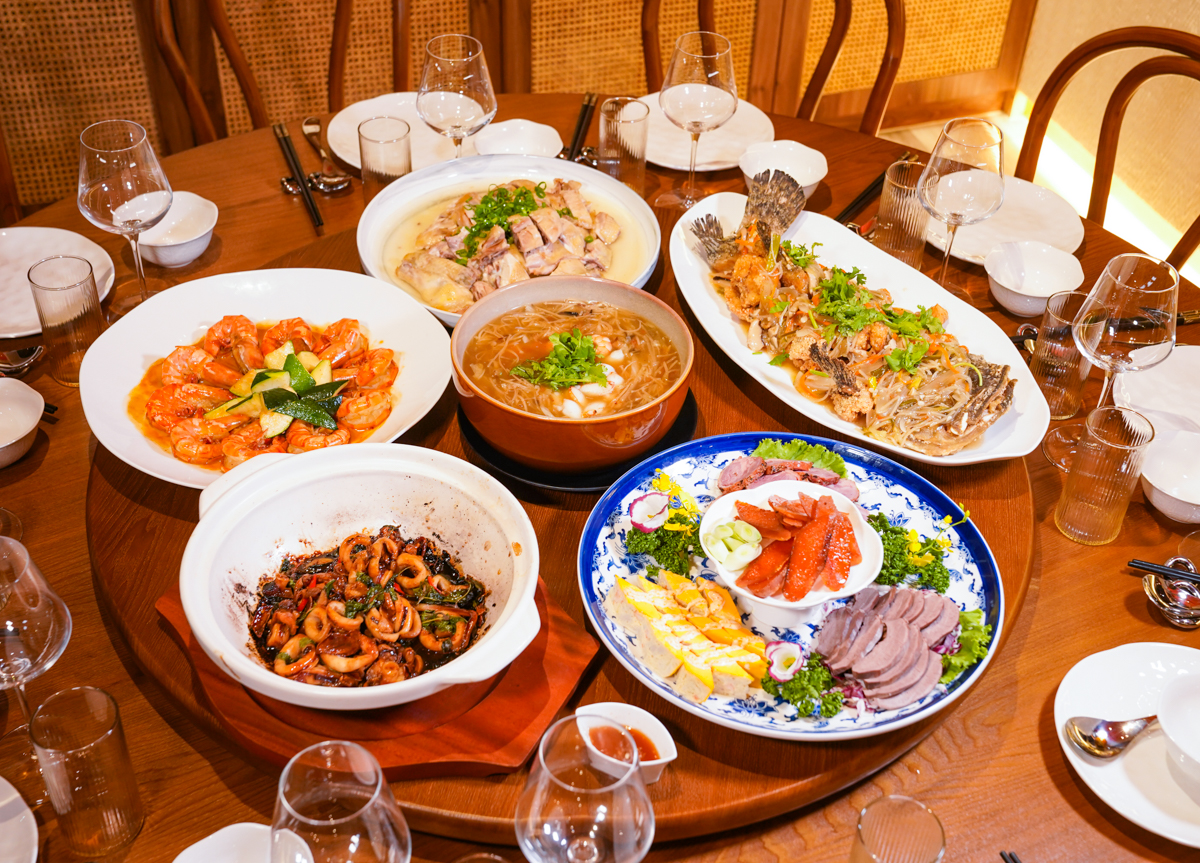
[416,34,498,159]
[515,716,655,863]
[917,117,1005,292]
[1043,252,1179,470]
[271,740,411,863]
[0,509,20,540]
[0,537,73,807]
[77,120,172,317]
[655,31,737,210]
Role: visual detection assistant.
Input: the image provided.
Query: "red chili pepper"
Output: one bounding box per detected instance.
[298,596,309,612]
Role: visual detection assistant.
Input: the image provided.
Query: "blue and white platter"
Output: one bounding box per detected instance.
[577,432,1005,741]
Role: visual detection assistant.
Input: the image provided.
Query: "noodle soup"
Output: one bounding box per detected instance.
[462,300,683,419]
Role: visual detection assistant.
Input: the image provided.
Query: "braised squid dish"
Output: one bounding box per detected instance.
[248,528,488,687]
[691,170,1016,457]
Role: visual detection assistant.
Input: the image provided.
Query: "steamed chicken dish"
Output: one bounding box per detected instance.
[248,527,488,687]
[691,170,1016,456]
[462,300,682,419]
[395,179,623,313]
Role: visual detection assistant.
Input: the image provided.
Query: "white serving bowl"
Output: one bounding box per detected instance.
[1141,430,1200,524]
[575,702,678,784]
[697,479,883,628]
[138,191,218,268]
[473,119,563,158]
[1159,674,1200,795]
[984,240,1085,317]
[0,378,43,469]
[180,443,541,710]
[738,140,828,199]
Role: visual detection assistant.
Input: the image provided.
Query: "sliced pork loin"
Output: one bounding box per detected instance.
[871,651,943,711]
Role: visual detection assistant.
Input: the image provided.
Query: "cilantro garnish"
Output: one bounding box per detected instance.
[780,240,821,268]
[884,339,929,373]
[455,184,547,264]
[768,352,789,366]
[770,298,789,314]
[814,267,883,335]
[510,329,608,390]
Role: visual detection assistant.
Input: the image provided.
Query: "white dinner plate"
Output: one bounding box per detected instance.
[0,227,115,337]
[473,119,563,157]
[640,93,774,171]
[357,153,661,326]
[926,175,1084,265]
[1055,643,1200,848]
[670,192,1051,466]
[172,823,270,863]
[0,776,37,863]
[1114,345,1200,435]
[326,92,478,171]
[78,268,451,489]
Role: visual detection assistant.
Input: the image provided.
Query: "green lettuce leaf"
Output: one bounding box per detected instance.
[939,609,992,683]
[750,438,847,478]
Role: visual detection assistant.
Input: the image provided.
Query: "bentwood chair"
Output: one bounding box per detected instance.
[1015,27,1200,270]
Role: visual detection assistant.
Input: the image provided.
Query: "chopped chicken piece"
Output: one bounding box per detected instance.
[551,258,587,275]
[560,187,593,227]
[396,251,474,313]
[476,225,508,260]
[583,239,612,271]
[559,221,588,256]
[508,215,543,254]
[593,212,621,245]
[530,207,565,244]
[524,242,571,276]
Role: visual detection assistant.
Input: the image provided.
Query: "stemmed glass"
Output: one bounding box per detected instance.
[917,117,1005,292]
[416,34,498,159]
[271,740,411,862]
[0,537,73,806]
[516,716,655,863]
[655,31,737,210]
[77,119,172,317]
[1042,252,1179,470]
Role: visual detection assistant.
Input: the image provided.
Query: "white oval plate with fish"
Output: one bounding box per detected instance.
[78,268,451,489]
[670,192,1050,466]
[358,154,661,326]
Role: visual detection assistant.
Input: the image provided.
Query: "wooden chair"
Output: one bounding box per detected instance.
[151,0,410,145]
[640,0,715,94]
[0,119,21,227]
[1015,27,1200,270]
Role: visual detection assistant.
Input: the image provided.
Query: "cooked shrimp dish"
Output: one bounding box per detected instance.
[691,170,1015,457]
[392,179,625,313]
[130,315,398,471]
[248,527,488,687]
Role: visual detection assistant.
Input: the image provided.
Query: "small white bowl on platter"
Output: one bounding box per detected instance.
[1141,429,1200,524]
[0,378,43,469]
[738,140,827,199]
[983,240,1084,317]
[1160,674,1200,798]
[473,119,564,158]
[138,191,218,268]
[575,701,678,784]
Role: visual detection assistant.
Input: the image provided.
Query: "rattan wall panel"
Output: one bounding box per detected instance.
[0,0,162,208]
[528,0,756,97]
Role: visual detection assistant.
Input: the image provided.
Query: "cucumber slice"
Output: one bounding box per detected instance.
[263,340,294,370]
[310,359,333,386]
[259,409,294,438]
[229,370,257,398]
[231,393,265,418]
[261,388,298,410]
[250,369,292,393]
[276,399,338,430]
[296,351,320,372]
[283,353,315,393]
[203,395,251,419]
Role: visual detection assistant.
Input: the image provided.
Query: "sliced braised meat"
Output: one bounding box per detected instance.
[872,587,901,617]
[748,470,799,488]
[901,590,929,624]
[764,459,813,473]
[815,606,852,657]
[857,620,917,681]
[866,646,935,698]
[871,652,942,711]
[859,629,924,687]
[828,613,883,674]
[852,586,885,612]
[852,618,909,675]
[824,610,867,668]
[883,589,915,620]
[827,478,859,501]
[800,466,842,484]
[912,591,944,629]
[921,600,961,646]
[718,456,765,491]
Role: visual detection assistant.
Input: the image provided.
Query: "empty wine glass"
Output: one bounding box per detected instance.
[77,119,172,317]
[271,740,411,863]
[416,34,498,159]
[515,715,654,863]
[0,537,73,807]
[655,31,737,210]
[917,117,1004,292]
[1042,252,1179,470]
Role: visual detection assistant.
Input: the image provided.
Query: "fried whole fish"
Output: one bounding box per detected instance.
[691,169,807,273]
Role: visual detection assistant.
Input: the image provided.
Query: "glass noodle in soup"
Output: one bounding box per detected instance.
[463,300,682,419]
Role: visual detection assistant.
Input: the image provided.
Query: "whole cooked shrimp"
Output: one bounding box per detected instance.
[204,315,265,372]
[285,420,351,452]
[318,318,367,369]
[160,346,242,388]
[336,390,391,431]
[146,383,231,432]
[348,349,398,390]
[221,422,287,471]
[261,317,328,355]
[169,415,248,464]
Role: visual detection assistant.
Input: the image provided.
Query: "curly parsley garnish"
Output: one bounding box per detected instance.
[456,183,547,264]
[762,651,844,718]
[510,329,608,390]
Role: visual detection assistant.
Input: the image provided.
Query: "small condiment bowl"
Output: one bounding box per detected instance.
[984,240,1084,317]
[138,191,218,268]
[473,120,564,158]
[0,378,44,469]
[575,701,677,784]
[738,140,827,199]
[1141,430,1200,524]
[1159,674,1200,797]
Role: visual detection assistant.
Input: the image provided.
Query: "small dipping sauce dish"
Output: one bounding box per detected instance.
[576,701,678,784]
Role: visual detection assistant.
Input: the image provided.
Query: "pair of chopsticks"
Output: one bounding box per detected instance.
[567,93,598,162]
[999,852,1025,863]
[1130,559,1200,585]
[273,123,323,231]
[835,150,914,225]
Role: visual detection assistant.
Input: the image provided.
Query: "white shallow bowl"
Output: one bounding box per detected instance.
[0,378,43,469]
[138,191,218,268]
[172,823,269,863]
[473,119,563,157]
[1141,429,1200,523]
[984,240,1085,317]
[181,444,541,710]
[1161,674,1200,798]
[0,226,115,338]
[357,153,661,326]
[698,479,883,628]
[576,701,678,785]
[738,140,827,199]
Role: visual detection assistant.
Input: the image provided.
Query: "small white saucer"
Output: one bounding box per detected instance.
[0,776,37,863]
[473,119,563,158]
[172,822,271,863]
[1055,642,1200,847]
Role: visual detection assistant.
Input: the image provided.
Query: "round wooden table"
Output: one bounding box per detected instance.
[4,93,1199,863]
